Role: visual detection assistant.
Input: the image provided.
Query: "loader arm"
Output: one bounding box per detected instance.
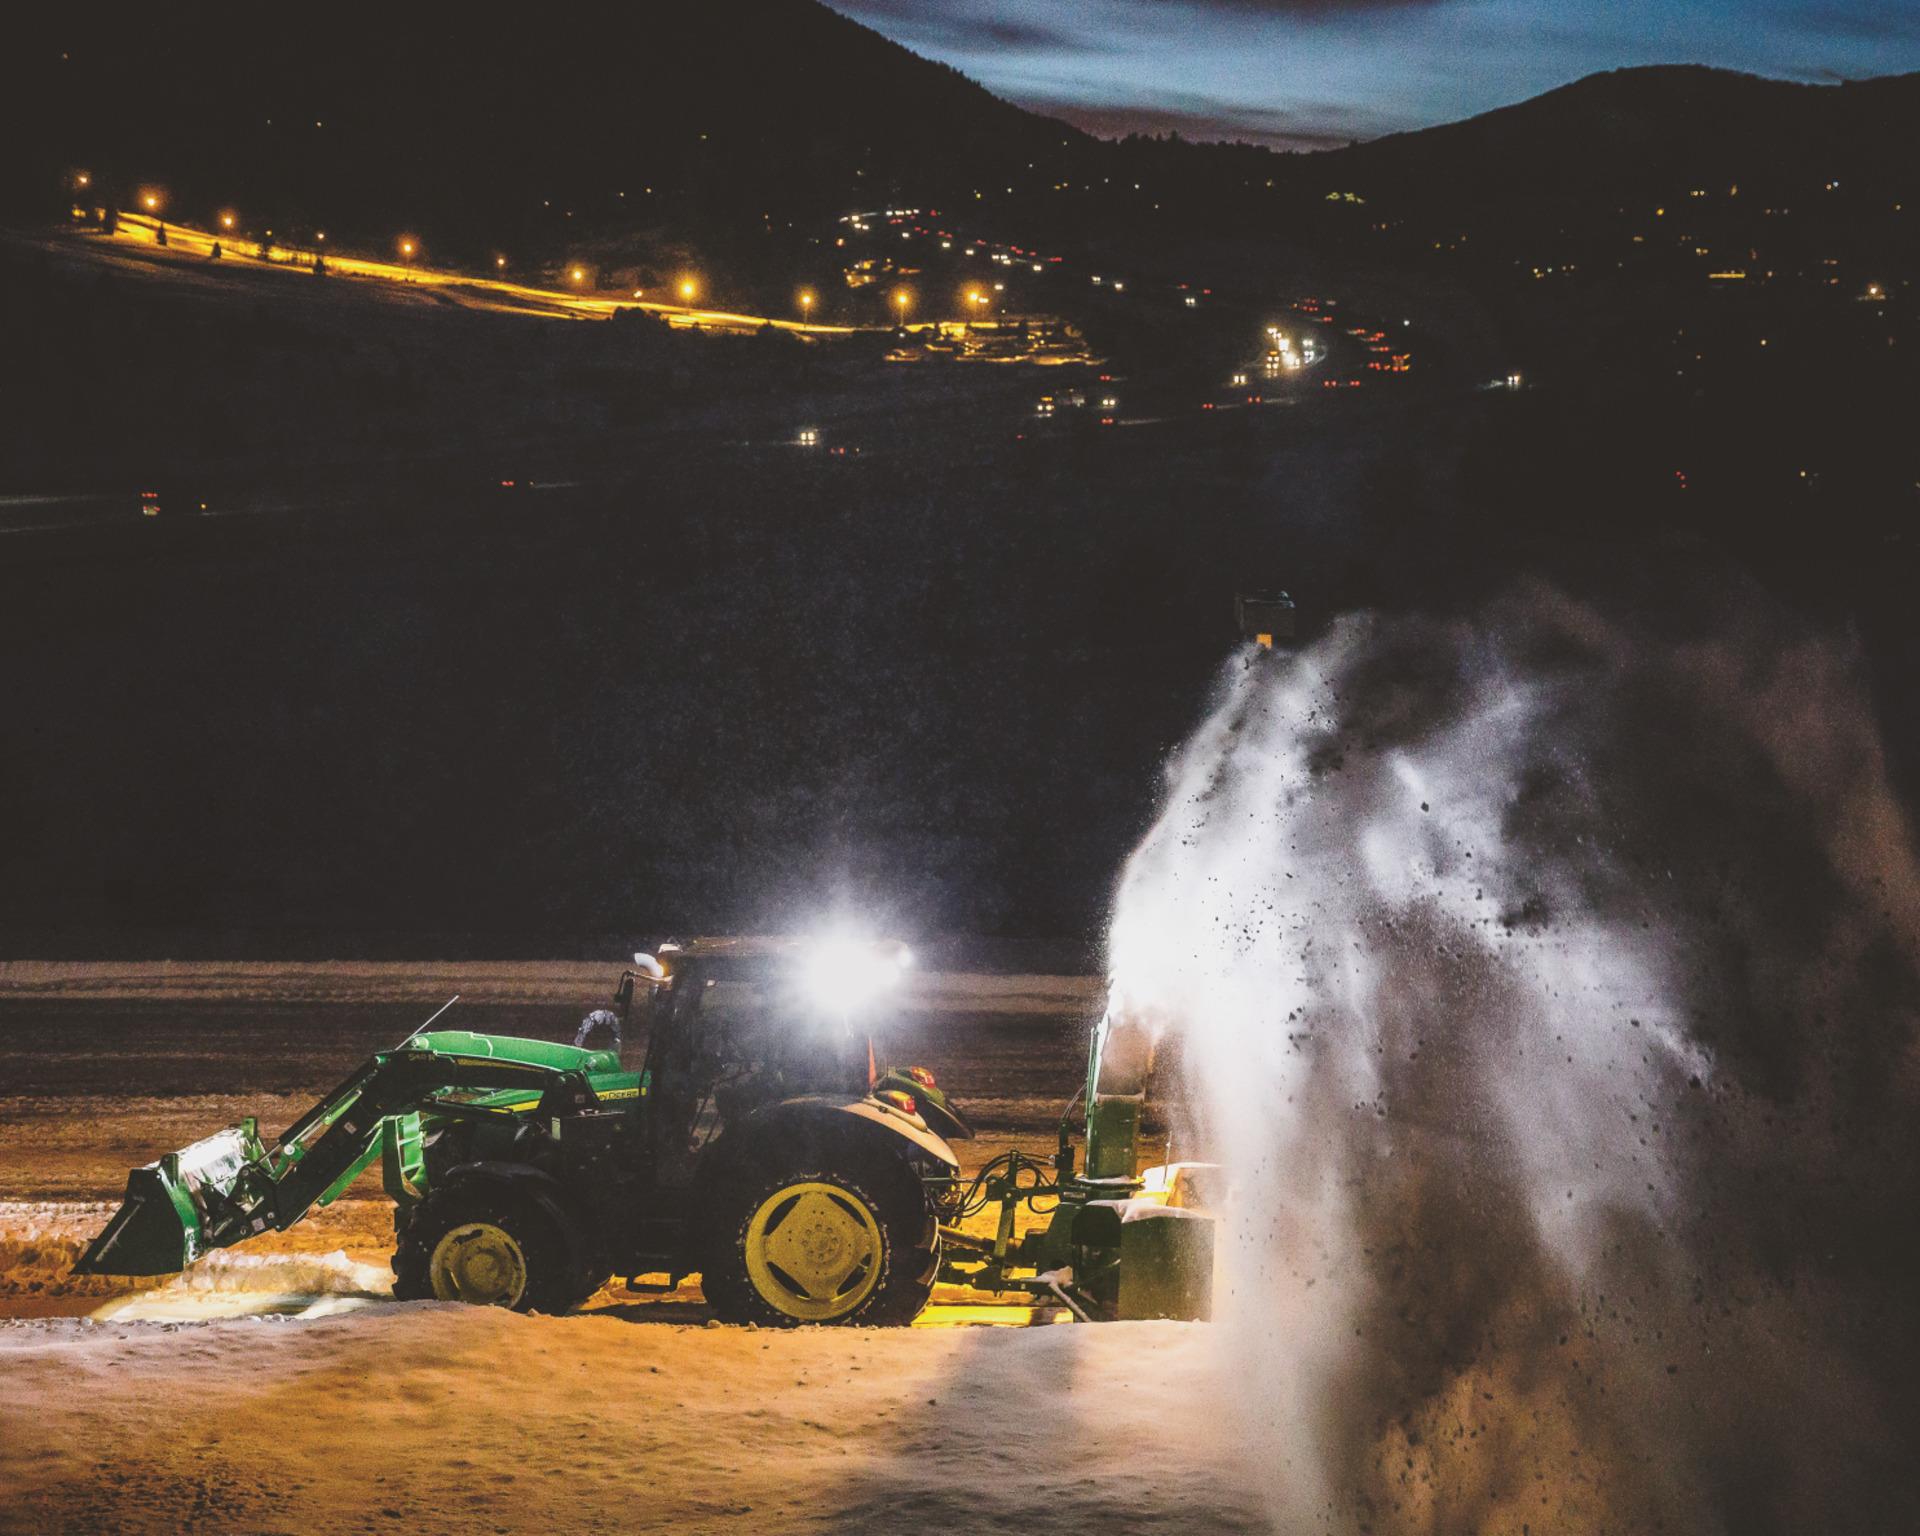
[74,1030,624,1277]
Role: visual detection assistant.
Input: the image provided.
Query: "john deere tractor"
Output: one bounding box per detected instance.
[77,938,972,1325]
[78,936,1220,1324]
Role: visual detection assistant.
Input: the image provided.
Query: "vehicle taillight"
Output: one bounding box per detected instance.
[878,1089,917,1115]
[905,1065,936,1089]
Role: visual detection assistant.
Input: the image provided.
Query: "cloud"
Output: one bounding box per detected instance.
[827,0,1112,55]
[1775,2,1920,44]
[1169,0,1448,12]
[1016,88,1397,150]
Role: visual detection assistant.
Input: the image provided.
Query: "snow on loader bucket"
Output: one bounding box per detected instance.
[74,1120,274,1275]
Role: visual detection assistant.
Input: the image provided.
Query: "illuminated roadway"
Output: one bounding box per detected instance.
[108,213,861,336]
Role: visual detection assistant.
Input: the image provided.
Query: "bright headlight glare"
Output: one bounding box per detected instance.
[801,936,912,1015]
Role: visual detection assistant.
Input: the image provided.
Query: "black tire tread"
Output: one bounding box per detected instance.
[390,1177,578,1314]
[702,1146,936,1327]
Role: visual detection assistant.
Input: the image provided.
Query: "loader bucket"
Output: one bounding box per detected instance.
[74,1122,268,1276]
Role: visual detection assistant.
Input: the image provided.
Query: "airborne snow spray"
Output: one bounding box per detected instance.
[1107,581,1920,1534]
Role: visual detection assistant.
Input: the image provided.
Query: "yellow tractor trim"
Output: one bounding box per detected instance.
[743,1180,885,1322]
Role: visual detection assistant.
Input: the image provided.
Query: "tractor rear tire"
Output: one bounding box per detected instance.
[703,1150,938,1327]
[391,1178,579,1314]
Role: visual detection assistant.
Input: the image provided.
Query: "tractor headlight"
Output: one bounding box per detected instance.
[801,935,913,1016]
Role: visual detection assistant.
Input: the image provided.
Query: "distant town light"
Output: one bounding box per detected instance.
[75,171,90,188]
[496,255,508,269]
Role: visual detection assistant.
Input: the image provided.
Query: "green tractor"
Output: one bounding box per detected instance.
[78,938,969,1325]
[77,937,1218,1324]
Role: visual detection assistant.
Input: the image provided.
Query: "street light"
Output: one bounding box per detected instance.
[75,171,90,190]
[892,286,911,325]
[219,211,236,231]
[398,236,418,261]
[797,287,816,317]
[495,255,507,270]
[678,276,699,303]
[569,265,587,284]
[139,189,162,213]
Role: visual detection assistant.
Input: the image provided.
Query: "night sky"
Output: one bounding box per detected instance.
[828,0,1920,148]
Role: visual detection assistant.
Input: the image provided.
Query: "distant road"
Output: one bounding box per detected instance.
[106,213,861,336]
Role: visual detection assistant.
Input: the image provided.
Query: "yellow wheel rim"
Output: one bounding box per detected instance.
[742,1180,884,1322]
[428,1221,529,1307]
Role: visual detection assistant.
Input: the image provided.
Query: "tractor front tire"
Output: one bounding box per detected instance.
[392,1179,579,1314]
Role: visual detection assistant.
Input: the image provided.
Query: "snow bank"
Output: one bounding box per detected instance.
[0,1308,1261,1534]
[0,1202,128,1297]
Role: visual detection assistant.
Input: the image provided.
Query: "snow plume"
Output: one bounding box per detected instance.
[1108,581,1920,1535]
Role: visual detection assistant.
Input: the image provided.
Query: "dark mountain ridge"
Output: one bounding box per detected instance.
[1316,65,1920,207]
[1,0,1091,260]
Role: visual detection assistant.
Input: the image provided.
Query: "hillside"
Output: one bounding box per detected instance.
[1314,65,1920,209]
[1,0,1090,260]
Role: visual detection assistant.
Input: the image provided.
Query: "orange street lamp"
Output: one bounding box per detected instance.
[892,286,911,324]
[678,276,698,303]
[398,236,418,261]
[219,211,236,231]
[139,189,162,213]
[797,287,816,316]
[569,265,587,284]
[495,255,508,270]
[75,171,91,189]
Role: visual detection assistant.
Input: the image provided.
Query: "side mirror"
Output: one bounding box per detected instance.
[632,952,666,978]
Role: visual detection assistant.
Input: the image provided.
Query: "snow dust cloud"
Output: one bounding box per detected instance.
[1107,580,1920,1534]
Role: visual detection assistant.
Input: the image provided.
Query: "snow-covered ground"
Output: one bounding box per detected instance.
[0,1306,1258,1535]
[1,961,1238,1534]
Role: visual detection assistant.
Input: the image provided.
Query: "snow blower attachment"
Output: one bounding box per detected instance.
[935,1006,1220,1321]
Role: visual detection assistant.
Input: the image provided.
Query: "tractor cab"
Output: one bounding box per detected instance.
[613,937,970,1174]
